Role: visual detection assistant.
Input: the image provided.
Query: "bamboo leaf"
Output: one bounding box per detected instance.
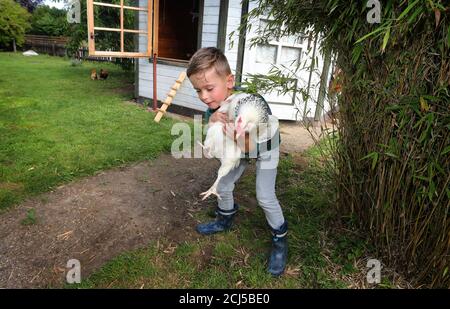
[422,95,439,101]
[360,152,379,170]
[434,9,441,28]
[355,26,386,44]
[407,6,423,25]
[381,27,390,53]
[385,104,401,111]
[434,162,445,175]
[428,180,436,201]
[328,3,339,16]
[371,152,378,170]
[397,0,420,20]
[441,146,450,155]
[447,25,450,46]
[351,43,363,64]
[413,175,429,182]
[384,152,398,159]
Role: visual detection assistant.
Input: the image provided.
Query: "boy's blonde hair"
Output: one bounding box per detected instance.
[187,47,231,78]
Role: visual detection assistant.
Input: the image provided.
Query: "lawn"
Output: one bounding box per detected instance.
[0,52,175,210]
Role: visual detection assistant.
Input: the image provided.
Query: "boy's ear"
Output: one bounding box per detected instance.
[226,74,235,89]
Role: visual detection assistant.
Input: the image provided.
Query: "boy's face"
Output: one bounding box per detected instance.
[189,68,234,109]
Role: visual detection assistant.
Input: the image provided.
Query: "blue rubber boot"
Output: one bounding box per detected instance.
[196,204,239,235]
[268,221,288,276]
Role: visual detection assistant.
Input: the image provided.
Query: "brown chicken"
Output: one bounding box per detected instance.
[90,68,98,80]
[99,69,109,80]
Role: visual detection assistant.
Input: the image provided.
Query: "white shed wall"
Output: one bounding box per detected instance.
[137,0,220,112]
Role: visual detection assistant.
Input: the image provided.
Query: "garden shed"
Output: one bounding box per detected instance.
[87,0,334,120]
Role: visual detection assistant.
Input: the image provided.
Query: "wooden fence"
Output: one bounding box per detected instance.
[24,35,69,57]
[23,35,116,62]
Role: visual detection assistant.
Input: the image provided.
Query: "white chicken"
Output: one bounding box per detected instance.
[198,93,271,200]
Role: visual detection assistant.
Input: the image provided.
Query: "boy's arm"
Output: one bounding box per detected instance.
[205,108,228,125]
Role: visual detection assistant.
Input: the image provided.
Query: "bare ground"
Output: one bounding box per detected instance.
[0,119,317,288]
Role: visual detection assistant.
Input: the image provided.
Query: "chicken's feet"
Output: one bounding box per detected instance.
[197,141,212,159]
[200,185,222,200]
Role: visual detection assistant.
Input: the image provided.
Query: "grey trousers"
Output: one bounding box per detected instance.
[216,146,285,230]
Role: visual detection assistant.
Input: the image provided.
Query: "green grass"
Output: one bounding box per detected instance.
[0,52,176,210]
[20,208,37,226]
[70,146,372,289]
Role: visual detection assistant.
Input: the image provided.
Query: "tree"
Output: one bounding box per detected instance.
[28,5,69,36]
[0,0,31,49]
[15,0,44,13]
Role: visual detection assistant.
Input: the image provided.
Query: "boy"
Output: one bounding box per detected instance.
[187,47,288,276]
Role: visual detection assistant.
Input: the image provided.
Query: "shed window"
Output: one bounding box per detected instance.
[87,0,154,57]
[87,0,201,60]
[158,0,201,61]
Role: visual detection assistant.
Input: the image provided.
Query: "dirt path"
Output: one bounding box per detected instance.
[0,121,316,288]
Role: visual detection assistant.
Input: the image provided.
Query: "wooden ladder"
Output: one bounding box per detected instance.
[154,71,187,123]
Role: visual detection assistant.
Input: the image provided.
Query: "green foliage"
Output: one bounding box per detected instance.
[245,0,450,287]
[21,208,36,225]
[28,5,69,36]
[0,0,31,48]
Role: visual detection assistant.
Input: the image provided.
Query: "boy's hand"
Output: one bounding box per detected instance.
[223,122,237,140]
[209,112,228,124]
